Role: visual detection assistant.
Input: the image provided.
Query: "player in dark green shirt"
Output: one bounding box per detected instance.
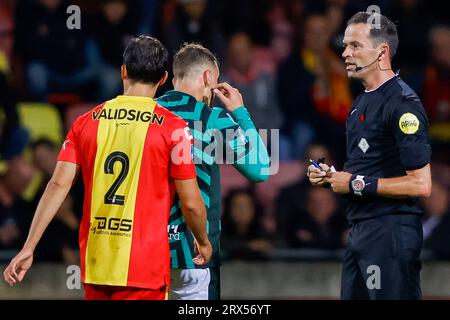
[157,43,270,300]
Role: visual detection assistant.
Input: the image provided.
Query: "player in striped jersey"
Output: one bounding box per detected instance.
[157,43,270,300]
[3,36,212,300]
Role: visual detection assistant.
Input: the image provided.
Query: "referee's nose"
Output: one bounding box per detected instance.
[342,47,351,59]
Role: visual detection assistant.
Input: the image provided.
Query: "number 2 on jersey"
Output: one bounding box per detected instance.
[104,151,129,205]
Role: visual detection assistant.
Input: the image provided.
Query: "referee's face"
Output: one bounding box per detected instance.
[342,23,380,79]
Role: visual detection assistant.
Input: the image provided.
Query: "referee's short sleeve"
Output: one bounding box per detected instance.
[388,96,431,170]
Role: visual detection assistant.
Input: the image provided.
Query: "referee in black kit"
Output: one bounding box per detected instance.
[308,12,432,300]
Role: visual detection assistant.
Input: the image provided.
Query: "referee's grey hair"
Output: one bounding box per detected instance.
[173,43,219,79]
[347,12,399,60]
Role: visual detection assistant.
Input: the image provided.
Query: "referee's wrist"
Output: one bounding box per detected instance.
[349,174,378,196]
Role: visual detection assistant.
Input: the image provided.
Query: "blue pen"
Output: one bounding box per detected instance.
[309,159,325,172]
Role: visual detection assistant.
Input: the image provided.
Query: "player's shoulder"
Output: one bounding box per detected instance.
[156,90,197,108]
[155,92,173,106]
[154,103,189,128]
[206,106,237,128]
[71,102,106,129]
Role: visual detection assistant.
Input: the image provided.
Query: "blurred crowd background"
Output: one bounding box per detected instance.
[0,0,449,265]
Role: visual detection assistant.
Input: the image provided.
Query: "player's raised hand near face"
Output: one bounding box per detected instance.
[307,163,331,186]
[213,82,244,112]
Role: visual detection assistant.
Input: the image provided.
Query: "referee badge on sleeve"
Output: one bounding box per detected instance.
[399,113,419,134]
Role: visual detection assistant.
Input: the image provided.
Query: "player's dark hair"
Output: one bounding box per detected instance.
[347,12,399,60]
[173,43,219,79]
[122,35,168,84]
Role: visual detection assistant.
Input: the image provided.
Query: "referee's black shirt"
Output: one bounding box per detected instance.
[343,75,431,222]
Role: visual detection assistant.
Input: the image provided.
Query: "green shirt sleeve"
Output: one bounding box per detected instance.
[208,106,270,182]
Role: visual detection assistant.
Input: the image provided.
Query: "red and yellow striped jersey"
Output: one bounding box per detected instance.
[57,95,196,289]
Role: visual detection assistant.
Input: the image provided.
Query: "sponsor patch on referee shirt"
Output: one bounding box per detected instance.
[399,113,419,134]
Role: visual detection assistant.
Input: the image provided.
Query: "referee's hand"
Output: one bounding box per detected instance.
[307,163,330,186]
[328,171,352,194]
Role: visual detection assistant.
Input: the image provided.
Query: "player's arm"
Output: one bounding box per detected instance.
[4,115,83,286]
[170,121,212,265]
[213,82,270,182]
[174,178,212,265]
[3,161,79,286]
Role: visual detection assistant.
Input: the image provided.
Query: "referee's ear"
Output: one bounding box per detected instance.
[121,65,128,80]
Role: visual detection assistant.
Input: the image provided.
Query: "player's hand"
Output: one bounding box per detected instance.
[3,247,34,286]
[328,171,352,194]
[192,239,212,266]
[307,163,331,186]
[213,82,244,112]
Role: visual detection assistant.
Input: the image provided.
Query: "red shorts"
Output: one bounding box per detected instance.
[83,283,167,300]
